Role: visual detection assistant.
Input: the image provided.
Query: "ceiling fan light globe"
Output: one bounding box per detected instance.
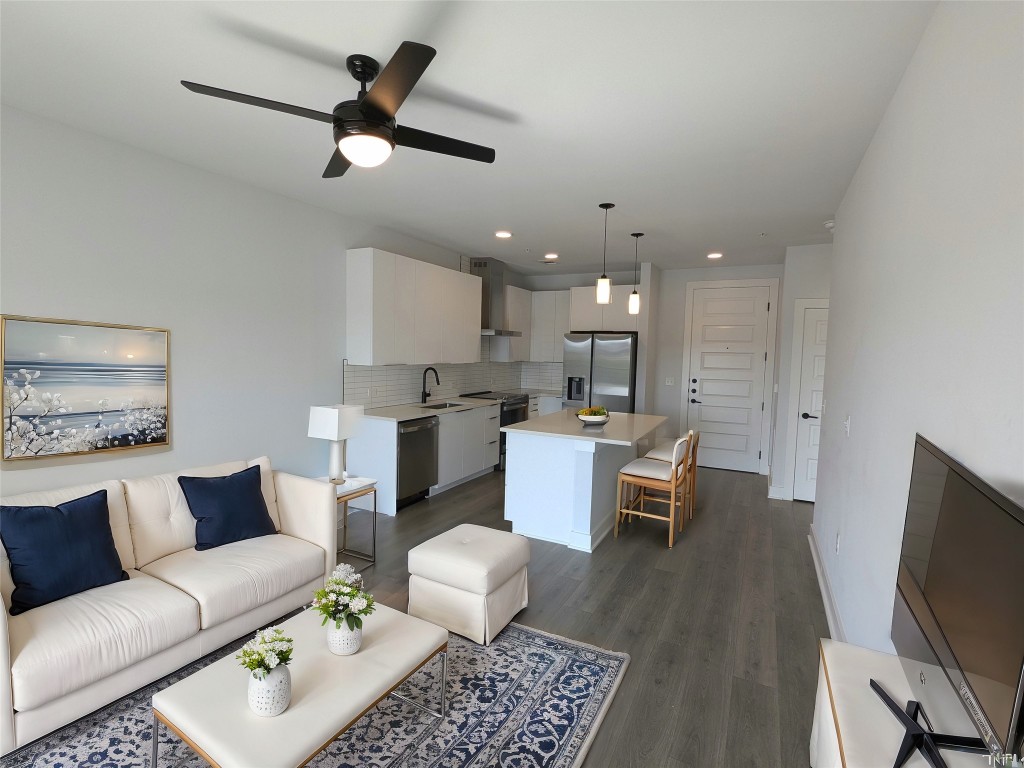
[338,133,394,168]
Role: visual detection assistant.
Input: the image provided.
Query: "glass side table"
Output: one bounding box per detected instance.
[320,476,377,568]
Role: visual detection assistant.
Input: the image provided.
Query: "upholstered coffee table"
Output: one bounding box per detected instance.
[151,605,448,768]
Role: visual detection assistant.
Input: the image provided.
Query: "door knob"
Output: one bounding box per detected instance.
[690,398,702,404]
[801,412,819,419]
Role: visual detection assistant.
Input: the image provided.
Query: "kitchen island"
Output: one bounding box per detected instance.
[501,410,667,552]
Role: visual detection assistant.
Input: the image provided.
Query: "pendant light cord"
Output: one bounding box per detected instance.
[630,232,644,288]
[602,208,609,277]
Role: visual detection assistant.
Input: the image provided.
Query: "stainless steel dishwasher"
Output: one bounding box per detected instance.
[396,416,439,508]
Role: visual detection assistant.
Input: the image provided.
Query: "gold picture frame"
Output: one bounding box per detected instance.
[1,315,170,461]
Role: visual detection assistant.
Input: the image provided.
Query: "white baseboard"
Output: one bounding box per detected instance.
[808,525,846,642]
[768,484,793,500]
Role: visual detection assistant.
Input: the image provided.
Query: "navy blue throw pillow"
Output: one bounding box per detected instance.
[0,489,129,615]
[178,465,275,551]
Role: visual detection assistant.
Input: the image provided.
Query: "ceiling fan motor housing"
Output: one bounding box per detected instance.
[332,100,396,148]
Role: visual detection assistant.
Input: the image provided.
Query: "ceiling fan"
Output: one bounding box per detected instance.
[181,41,496,178]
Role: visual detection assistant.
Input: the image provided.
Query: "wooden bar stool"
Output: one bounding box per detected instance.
[615,432,692,548]
[645,430,700,526]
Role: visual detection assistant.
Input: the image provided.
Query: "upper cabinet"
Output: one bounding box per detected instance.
[345,248,482,366]
[529,290,571,363]
[569,285,639,332]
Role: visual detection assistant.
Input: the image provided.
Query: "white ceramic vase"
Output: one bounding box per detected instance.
[247,665,291,717]
[327,622,362,655]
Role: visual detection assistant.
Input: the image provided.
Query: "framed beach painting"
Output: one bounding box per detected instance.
[2,315,169,460]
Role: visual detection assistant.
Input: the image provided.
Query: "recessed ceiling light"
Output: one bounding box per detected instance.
[707,252,723,260]
[544,253,558,260]
[495,230,512,239]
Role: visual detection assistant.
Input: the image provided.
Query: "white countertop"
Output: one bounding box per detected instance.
[502,410,666,446]
[361,397,496,423]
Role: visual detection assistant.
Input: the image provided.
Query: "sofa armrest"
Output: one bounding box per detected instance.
[0,605,13,756]
[273,472,336,579]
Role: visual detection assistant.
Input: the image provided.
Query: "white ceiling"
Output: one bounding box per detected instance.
[0,1,936,274]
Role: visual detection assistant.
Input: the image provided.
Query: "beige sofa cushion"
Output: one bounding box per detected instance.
[0,480,135,610]
[123,457,282,568]
[8,570,199,711]
[141,534,323,630]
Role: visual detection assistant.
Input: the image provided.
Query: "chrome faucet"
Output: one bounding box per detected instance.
[421,367,440,403]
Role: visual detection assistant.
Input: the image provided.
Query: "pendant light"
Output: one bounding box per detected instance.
[628,232,643,315]
[596,203,615,304]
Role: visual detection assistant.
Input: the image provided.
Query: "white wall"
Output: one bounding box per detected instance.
[769,244,833,498]
[0,107,462,494]
[812,1,1024,651]
[652,264,784,437]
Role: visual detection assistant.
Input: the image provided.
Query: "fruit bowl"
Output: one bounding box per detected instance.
[576,408,610,426]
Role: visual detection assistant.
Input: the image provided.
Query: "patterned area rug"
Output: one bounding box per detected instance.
[3,623,628,768]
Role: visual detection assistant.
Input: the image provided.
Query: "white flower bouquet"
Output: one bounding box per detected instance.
[236,626,294,680]
[311,563,376,631]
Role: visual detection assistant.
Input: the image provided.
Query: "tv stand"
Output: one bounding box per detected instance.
[811,640,993,768]
[870,679,987,768]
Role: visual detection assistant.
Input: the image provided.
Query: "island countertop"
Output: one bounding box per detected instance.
[501,410,667,447]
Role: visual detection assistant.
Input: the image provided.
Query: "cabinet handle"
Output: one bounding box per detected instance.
[488,416,498,420]
[487,440,498,445]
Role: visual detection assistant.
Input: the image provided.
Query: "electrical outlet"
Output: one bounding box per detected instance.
[665,377,675,386]
[843,415,851,437]
[835,532,841,554]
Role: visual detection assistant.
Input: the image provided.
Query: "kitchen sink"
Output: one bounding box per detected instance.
[421,402,467,410]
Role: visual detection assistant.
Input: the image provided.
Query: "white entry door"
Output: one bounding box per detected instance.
[686,286,770,472]
[794,308,828,501]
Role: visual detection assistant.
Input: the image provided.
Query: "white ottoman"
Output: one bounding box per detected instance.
[408,524,530,645]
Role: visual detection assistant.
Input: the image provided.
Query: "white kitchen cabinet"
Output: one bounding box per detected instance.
[570,286,603,332]
[602,284,639,332]
[530,291,555,362]
[413,262,444,364]
[539,395,563,415]
[483,406,500,467]
[528,290,570,362]
[436,410,465,489]
[442,269,481,364]
[553,291,570,361]
[434,404,500,492]
[346,248,481,366]
[568,284,639,333]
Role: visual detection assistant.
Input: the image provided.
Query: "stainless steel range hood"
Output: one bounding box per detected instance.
[470,258,523,337]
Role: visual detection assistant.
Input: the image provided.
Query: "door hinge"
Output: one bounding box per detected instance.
[767,301,771,311]
[758,450,762,459]
[761,401,764,411]
[764,351,768,361]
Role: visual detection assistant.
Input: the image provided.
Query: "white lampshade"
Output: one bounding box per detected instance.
[628,290,641,315]
[308,404,363,441]
[596,276,612,305]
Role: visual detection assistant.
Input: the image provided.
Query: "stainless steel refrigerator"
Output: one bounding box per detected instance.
[562,333,639,413]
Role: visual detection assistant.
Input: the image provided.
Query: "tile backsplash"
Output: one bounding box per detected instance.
[343,341,565,409]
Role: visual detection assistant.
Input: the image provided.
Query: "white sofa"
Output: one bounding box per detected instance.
[0,456,336,756]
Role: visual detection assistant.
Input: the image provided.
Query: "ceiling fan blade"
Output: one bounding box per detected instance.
[361,42,436,120]
[322,147,351,178]
[395,125,495,164]
[181,81,334,124]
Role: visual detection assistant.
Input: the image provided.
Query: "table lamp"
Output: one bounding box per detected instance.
[307,404,363,482]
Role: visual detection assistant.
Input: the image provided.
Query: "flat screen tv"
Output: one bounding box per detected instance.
[892,434,1024,762]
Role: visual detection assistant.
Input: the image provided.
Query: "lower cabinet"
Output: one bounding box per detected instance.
[539,396,563,416]
[435,405,500,492]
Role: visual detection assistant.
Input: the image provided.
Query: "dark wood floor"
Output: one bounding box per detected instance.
[339,466,829,768]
